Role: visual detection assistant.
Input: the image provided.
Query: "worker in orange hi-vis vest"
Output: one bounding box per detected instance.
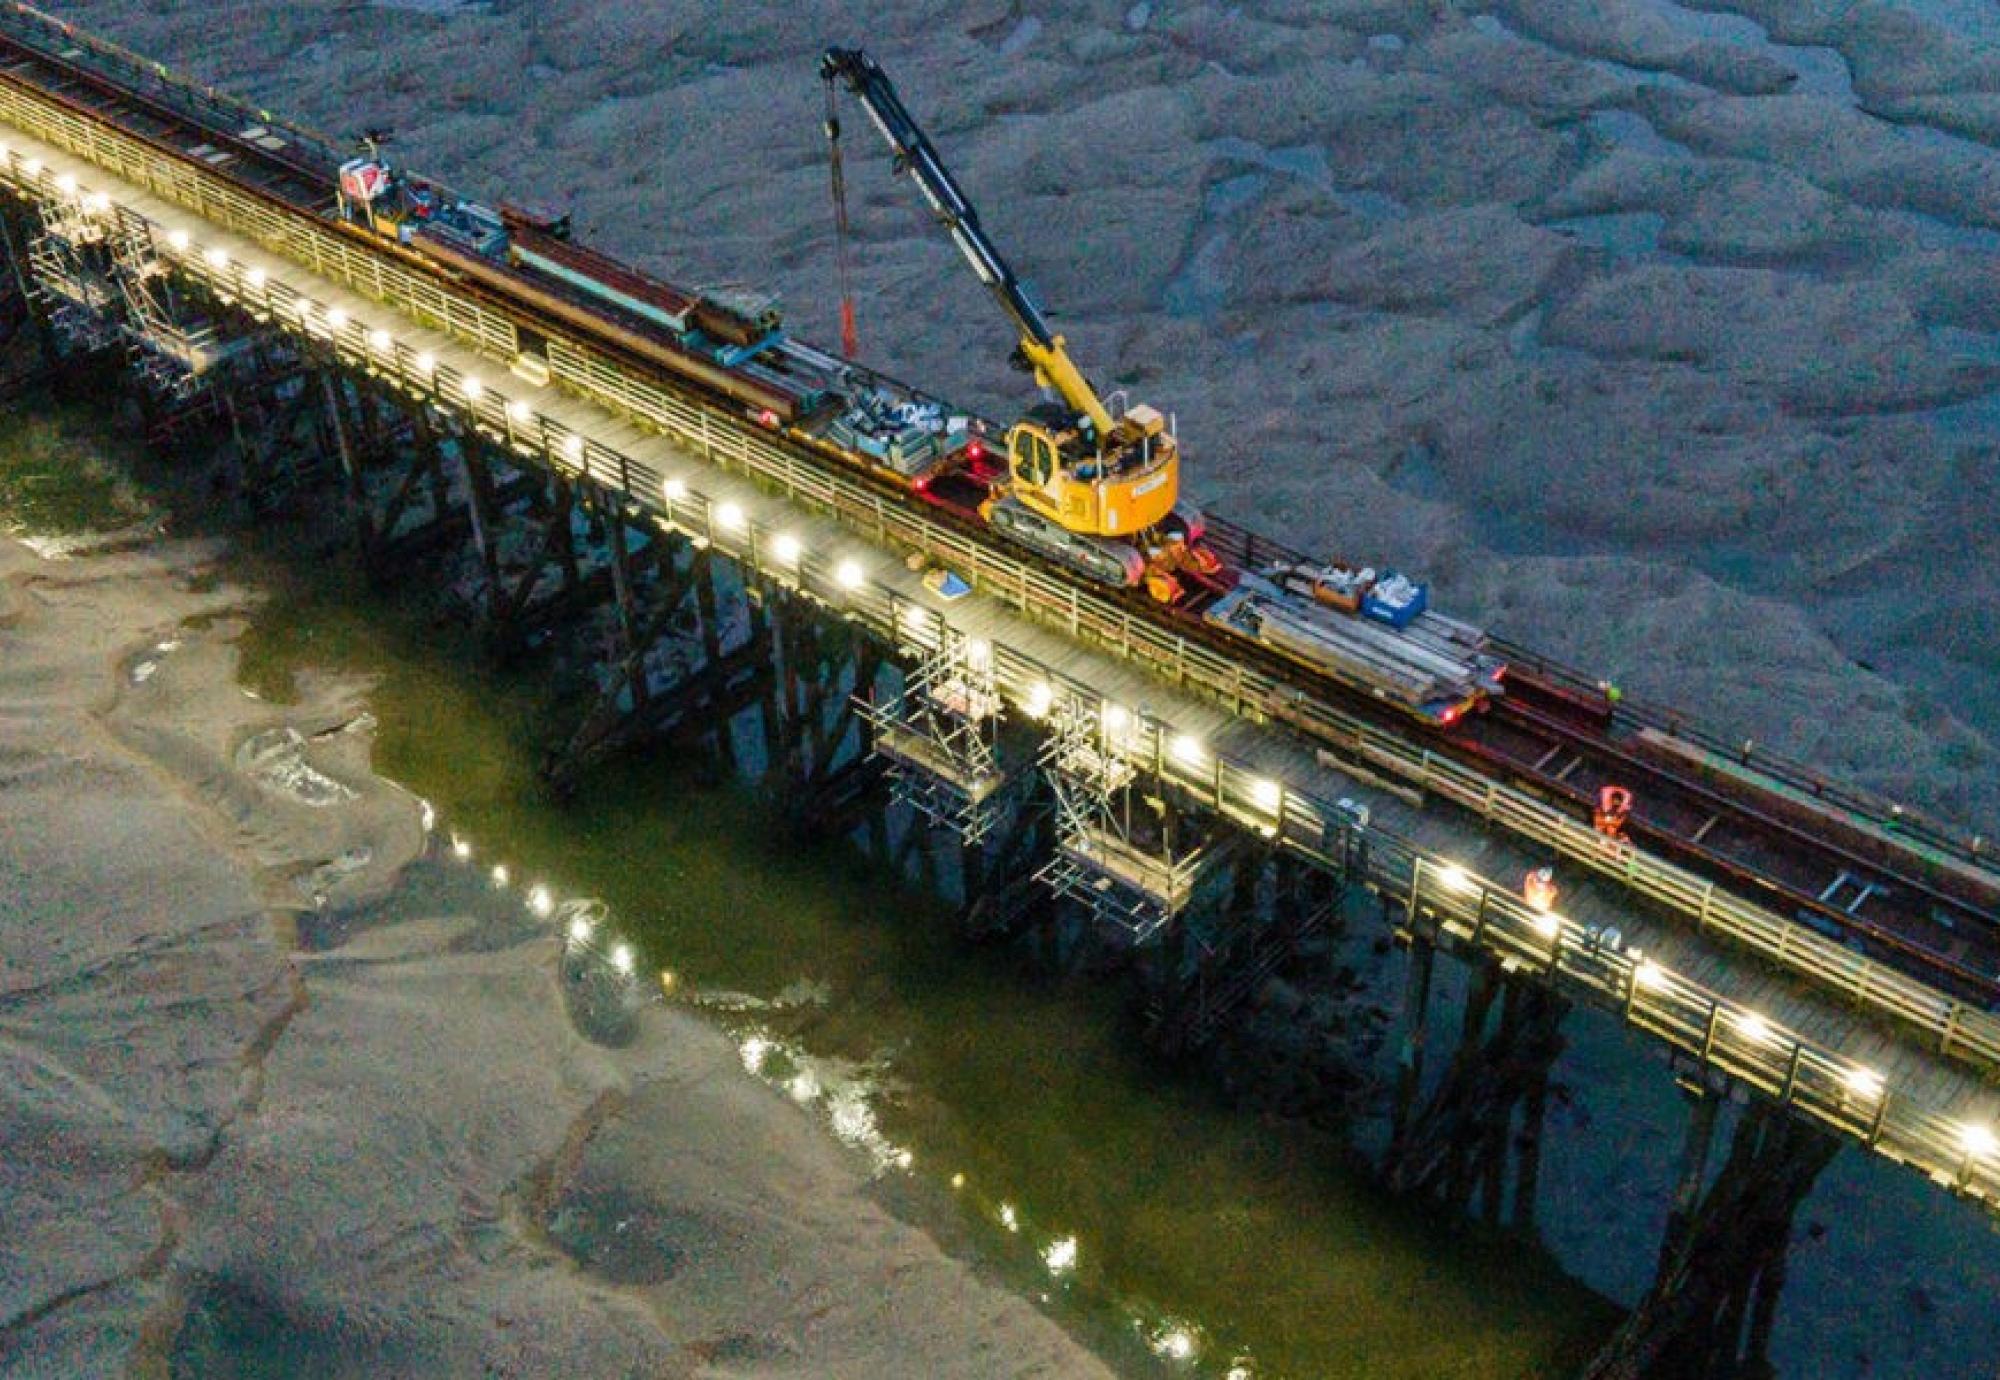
[1523,866,1559,912]
[1595,784,1634,840]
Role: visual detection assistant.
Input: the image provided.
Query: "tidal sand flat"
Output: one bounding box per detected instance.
[0,523,1117,1377]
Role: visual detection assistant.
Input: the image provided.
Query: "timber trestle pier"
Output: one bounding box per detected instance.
[5,5,2000,1372]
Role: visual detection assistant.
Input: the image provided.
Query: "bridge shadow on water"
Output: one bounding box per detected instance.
[7,379,1622,1378]
[205,453,1619,1379]
[18,349,1995,1379]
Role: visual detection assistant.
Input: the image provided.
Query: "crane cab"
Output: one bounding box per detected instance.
[1004,402,1179,539]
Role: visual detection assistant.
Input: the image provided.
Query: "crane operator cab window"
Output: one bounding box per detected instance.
[1013,429,1057,490]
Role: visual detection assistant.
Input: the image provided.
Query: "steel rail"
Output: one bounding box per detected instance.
[8,10,1991,969]
[1482,696,1995,994]
[4,44,2000,1078]
[6,130,2000,1218]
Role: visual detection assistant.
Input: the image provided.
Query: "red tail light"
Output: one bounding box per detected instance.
[757,408,779,428]
[965,438,986,462]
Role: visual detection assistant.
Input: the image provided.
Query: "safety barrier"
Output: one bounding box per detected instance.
[3,73,1999,1081]
[3,133,1997,1214]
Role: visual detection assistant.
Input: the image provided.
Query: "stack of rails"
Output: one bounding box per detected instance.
[1204,570,1502,725]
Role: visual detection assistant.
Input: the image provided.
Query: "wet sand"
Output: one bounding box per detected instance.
[0,528,1114,1377]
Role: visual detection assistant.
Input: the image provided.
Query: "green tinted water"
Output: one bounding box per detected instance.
[0,388,150,535]
[7,393,1617,1379]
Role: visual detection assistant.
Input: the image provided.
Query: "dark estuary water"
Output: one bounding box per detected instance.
[0,391,1616,1377]
[22,384,2000,1380]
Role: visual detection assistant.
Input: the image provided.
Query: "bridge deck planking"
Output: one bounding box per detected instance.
[9,41,2000,1079]
[7,122,2000,1208]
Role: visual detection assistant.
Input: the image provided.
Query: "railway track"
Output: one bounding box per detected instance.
[1202,517,2000,1006]
[6,3,1999,1016]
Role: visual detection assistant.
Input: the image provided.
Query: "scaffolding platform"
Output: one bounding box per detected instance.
[1055,823,1207,913]
[873,719,1007,807]
[859,630,1010,844]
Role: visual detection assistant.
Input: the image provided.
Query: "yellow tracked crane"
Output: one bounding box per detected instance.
[822,46,1215,600]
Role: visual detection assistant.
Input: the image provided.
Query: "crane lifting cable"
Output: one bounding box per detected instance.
[823,75,860,359]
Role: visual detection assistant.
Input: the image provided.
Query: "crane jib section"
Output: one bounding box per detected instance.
[821,46,1055,352]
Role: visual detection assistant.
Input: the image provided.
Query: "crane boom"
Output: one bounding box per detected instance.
[820,46,1115,439]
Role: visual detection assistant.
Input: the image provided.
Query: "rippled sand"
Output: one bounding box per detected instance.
[0,531,1114,1377]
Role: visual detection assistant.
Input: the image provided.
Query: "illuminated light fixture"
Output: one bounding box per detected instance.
[1843,1066,1883,1100]
[1101,702,1131,736]
[950,1172,966,1190]
[1170,733,1206,769]
[1024,681,1055,719]
[461,375,484,402]
[610,943,635,976]
[414,350,436,375]
[167,226,188,251]
[368,328,392,353]
[203,246,228,270]
[450,836,472,860]
[1633,959,1669,992]
[326,306,349,332]
[1156,1330,1197,1362]
[661,477,688,502]
[901,603,932,637]
[965,637,992,671]
[1435,861,1476,894]
[714,501,746,533]
[567,912,593,946]
[771,532,802,565]
[246,266,267,290]
[835,558,865,591]
[527,884,553,918]
[56,171,76,194]
[998,1202,1019,1233]
[506,399,531,425]
[1532,909,1562,939]
[1042,1236,1078,1276]
[563,434,583,462]
[1734,1011,1772,1045]
[22,157,43,176]
[658,969,677,992]
[86,191,109,212]
[490,863,510,888]
[1249,777,1282,813]
[1962,1123,1997,1159]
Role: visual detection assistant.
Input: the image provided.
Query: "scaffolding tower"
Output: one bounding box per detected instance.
[105,208,240,404]
[861,628,1010,844]
[23,188,246,418]
[24,187,120,353]
[1036,694,1217,942]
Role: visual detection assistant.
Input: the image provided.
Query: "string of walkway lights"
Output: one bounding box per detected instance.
[8,138,1994,1189]
[427,797,1120,1327]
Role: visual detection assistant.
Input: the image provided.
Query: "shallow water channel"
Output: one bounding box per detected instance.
[2,391,1619,1377]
